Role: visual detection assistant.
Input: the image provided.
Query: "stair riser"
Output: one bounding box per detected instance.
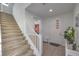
[2,37,25,43]
[2,33,22,35]
[2,40,28,50]
[2,26,18,28]
[1,21,16,23]
[22,50,33,56]
[2,35,22,39]
[2,31,21,34]
[1,20,16,23]
[1,17,14,19]
[2,40,27,48]
[1,19,16,22]
[2,24,18,27]
[1,21,17,23]
[2,31,21,33]
[2,28,20,30]
[2,27,20,30]
[2,30,21,32]
[1,18,14,20]
[2,35,23,39]
[2,39,26,45]
[2,22,17,25]
[2,43,29,53]
[2,36,25,42]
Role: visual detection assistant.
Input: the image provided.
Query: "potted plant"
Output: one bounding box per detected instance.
[64,27,75,44]
[64,26,76,50]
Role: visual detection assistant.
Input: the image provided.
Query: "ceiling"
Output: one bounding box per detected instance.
[26,3,75,18]
[0,3,14,14]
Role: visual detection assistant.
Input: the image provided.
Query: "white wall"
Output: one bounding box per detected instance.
[13,3,30,35]
[25,11,39,34]
[13,3,41,36]
[74,4,79,16]
[42,12,74,46]
[0,4,13,14]
[13,3,42,55]
[74,4,79,46]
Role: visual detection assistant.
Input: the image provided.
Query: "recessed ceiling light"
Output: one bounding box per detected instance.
[42,3,46,5]
[49,9,53,12]
[1,3,8,6]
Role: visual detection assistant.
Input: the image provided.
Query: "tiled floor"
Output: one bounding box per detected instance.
[43,42,65,56]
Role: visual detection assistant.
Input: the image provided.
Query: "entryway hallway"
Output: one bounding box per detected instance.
[0,3,79,56]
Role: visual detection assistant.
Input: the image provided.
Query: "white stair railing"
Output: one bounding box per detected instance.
[28,31,42,55]
[25,34,40,56]
[65,40,79,56]
[65,40,68,56]
[26,21,42,56]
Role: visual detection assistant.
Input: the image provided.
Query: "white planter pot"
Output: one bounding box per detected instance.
[68,44,73,50]
[76,47,79,51]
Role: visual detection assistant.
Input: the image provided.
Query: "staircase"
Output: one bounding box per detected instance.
[0,12,34,56]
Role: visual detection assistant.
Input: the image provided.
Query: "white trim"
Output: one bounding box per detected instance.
[25,34,40,56]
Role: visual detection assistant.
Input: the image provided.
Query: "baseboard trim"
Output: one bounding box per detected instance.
[43,41,61,47]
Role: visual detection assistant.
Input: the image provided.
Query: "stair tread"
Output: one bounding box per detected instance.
[21,49,33,56]
[3,44,30,56]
